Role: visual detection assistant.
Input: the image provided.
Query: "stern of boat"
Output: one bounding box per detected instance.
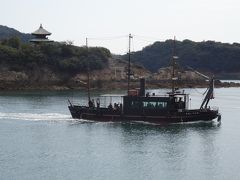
[208,106,221,121]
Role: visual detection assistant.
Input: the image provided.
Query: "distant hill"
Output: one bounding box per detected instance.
[0,25,33,42]
[125,39,240,78]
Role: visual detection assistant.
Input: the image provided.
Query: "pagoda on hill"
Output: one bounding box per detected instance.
[30,24,53,43]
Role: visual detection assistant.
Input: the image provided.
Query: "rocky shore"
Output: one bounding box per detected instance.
[0,58,239,91]
[0,77,239,91]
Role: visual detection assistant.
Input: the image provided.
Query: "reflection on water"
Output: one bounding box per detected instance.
[65,120,222,180]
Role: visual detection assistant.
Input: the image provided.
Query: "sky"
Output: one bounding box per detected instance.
[1,0,239,54]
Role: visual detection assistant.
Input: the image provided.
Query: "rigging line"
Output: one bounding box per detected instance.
[133,34,166,41]
[132,37,155,44]
[131,35,135,52]
[87,35,128,40]
[124,35,130,54]
[193,87,208,95]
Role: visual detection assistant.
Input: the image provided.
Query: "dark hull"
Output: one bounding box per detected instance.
[68,106,219,124]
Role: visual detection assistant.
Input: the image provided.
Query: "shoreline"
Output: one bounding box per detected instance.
[0,80,239,91]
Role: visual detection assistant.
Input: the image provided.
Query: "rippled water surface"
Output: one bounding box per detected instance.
[0,88,240,180]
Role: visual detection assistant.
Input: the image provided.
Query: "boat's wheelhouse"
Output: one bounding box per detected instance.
[168,93,189,111]
[123,93,189,115]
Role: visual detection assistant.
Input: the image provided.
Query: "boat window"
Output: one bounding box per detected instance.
[143,101,167,109]
[127,99,168,109]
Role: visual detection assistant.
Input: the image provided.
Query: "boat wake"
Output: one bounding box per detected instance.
[0,112,72,122]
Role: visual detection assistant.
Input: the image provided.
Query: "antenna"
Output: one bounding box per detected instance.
[127,34,133,95]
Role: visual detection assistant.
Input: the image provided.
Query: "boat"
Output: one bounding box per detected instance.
[68,35,221,124]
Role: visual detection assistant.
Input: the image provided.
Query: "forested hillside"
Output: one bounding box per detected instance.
[127,39,240,74]
[0,25,110,73]
[0,37,110,74]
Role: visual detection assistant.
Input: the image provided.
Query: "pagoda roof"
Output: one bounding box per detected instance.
[32,24,51,35]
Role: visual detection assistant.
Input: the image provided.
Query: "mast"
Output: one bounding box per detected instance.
[127,34,133,95]
[86,38,91,102]
[171,36,177,94]
[200,77,215,109]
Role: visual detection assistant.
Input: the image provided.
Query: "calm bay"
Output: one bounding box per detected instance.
[0,87,240,180]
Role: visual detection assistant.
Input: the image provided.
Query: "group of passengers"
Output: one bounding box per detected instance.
[108,103,122,111]
[88,98,122,111]
[88,98,100,108]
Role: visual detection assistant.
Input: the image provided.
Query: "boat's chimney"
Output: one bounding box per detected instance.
[139,78,145,96]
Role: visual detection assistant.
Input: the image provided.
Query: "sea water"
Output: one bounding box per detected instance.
[0,87,240,180]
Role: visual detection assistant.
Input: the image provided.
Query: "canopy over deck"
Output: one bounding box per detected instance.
[100,94,126,97]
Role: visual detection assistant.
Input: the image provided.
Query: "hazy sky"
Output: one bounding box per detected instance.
[1,0,239,54]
